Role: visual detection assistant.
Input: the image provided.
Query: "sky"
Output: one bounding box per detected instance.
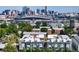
[0,6,79,13]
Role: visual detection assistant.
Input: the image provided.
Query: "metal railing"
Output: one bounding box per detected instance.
[19,41,71,52]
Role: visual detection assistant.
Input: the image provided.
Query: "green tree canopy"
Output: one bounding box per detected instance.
[41,22,47,26]
[18,22,33,32]
[6,24,18,35]
[4,43,17,52]
[0,22,7,28]
[35,22,41,28]
[64,26,74,36]
[0,28,6,38]
[3,34,18,52]
[4,34,19,43]
[41,28,48,32]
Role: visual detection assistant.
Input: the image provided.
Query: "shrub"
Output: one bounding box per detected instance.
[41,28,47,32]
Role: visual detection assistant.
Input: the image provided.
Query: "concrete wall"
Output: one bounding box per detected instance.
[32,28,52,35]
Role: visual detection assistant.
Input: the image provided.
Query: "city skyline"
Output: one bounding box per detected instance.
[0,6,79,13]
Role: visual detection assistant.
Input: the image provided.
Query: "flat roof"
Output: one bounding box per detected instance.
[23,32,47,35]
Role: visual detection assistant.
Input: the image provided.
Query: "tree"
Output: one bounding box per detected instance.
[4,43,17,52]
[3,34,18,52]
[0,22,7,38]
[24,24,33,32]
[41,22,47,26]
[35,22,41,28]
[18,22,33,32]
[4,34,19,43]
[0,28,6,38]
[41,28,47,32]
[6,23,18,35]
[64,26,74,37]
[0,22,7,28]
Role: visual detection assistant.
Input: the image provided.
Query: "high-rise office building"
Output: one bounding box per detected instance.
[11,10,19,16]
[36,9,40,14]
[48,10,52,14]
[2,9,11,15]
[45,6,47,15]
[41,9,45,15]
[41,6,47,15]
[22,6,30,15]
